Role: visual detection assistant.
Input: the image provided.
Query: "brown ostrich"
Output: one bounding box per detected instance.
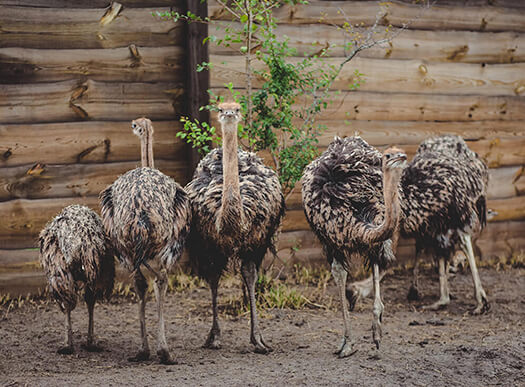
[401,135,490,314]
[185,102,285,354]
[301,136,407,357]
[39,204,115,354]
[99,118,192,364]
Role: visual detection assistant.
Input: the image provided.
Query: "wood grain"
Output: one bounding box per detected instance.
[0,160,188,202]
[0,80,183,124]
[210,54,525,97]
[0,121,186,167]
[210,23,525,64]
[0,46,185,83]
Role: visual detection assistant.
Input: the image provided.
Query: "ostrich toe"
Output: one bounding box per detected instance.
[203,330,221,349]
[81,343,103,352]
[407,285,421,301]
[422,299,449,311]
[335,336,357,358]
[157,348,177,365]
[471,296,490,315]
[251,334,272,354]
[57,346,74,355]
[128,349,150,362]
[372,317,383,349]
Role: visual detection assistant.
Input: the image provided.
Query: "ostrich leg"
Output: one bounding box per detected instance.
[153,268,175,364]
[371,263,384,349]
[57,309,74,354]
[407,252,421,301]
[460,233,490,314]
[82,288,102,352]
[423,257,450,310]
[128,270,150,361]
[241,260,271,354]
[204,275,221,349]
[331,260,356,357]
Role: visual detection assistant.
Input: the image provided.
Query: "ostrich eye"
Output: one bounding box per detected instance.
[235,108,240,113]
[218,108,223,113]
[132,123,137,129]
[385,154,392,159]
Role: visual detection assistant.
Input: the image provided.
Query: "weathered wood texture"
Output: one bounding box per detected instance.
[207,0,525,269]
[0,0,192,291]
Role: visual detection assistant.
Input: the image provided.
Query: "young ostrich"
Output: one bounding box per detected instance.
[401,135,490,314]
[348,136,491,315]
[39,204,115,354]
[185,102,285,354]
[99,118,191,364]
[301,136,407,357]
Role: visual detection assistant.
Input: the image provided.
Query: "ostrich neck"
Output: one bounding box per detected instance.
[141,131,154,168]
[218,123,243,234]
[362,169,401,244]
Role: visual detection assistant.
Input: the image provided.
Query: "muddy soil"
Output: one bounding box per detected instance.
[1,267,524,386]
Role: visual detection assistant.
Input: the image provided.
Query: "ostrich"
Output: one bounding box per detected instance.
[99,117,191,364]
[39,204,115,354]
[185,102,285,354]
[301,136,407,357]
[401,135,490,314]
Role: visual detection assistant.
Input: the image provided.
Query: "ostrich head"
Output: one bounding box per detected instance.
[382,147,407,172]
[217,102,242,133]
[131,117,154,139]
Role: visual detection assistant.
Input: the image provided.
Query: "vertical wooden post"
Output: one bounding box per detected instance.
[185,0,210,180]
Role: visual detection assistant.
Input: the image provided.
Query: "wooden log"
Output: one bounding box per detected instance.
[210,88,525,122]
[0,160,188,202]
[0,80,183,124]
[0,121,185,167]
[210,1,525,32]
[0,197,101,249]
[0,6,184,49]
[0,46,185,83]
[0,1,180,7]
[210,23,525,64]
[210,54,525,97]
[0,249,38,266]
[487,196,525,222]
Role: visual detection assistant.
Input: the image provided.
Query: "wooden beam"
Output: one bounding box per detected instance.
[185,0,210,178]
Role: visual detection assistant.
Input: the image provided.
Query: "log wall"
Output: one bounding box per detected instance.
[0,0,191,294]
[207,0,525,268]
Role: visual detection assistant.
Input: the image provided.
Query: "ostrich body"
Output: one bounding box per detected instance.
[99,118,191,363]
[39,204,115,354]
[401,135,490,314]
[185,102,285,354]
[301,136,406,357]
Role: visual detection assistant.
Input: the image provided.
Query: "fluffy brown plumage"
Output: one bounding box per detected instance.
[185,102,285,354]
[99,117,191,364]
[400,135,490,313]
[301,136,406,356]
[39,204,115,354]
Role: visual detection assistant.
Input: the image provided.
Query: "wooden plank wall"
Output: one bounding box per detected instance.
[0,0,190,294]
[207,0,525,267]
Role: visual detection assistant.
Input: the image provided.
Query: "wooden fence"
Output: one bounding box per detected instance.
[207,0,525,267]
[0,0,199,294]
[1,0,525,295]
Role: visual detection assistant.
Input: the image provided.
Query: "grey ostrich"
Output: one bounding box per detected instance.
[401,135,490,314]
[39,204,115,354]
[99,118,192,364]
[185,102,285,354]
[301,136,407,357]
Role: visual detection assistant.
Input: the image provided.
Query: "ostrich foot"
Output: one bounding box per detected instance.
[203,331,221,349]
[128,349,150,362]
[372,318,383,349]
[81,343,103,352]
[471,296,490,315]
[334,336,357,358]
[251,334,272,354]
[407,285,421,301]
[57,346,74,355]
[157,348,177,365]
[422,299,449,311]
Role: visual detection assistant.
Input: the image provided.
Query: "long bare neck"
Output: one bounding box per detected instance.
[141,130,154,168]
[218,122,243,233]
[360,169,401,245]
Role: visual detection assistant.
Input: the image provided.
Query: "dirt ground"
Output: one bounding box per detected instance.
[1,267,524,387]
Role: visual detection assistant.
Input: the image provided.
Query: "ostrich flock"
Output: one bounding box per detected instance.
[39,101,491,362]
